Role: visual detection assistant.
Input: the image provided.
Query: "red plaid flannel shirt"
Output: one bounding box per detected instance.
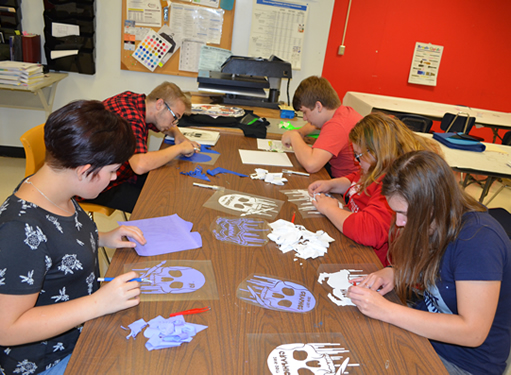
[102,92,159,191]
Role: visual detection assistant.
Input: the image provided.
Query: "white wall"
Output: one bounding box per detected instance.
[0,0,334,148]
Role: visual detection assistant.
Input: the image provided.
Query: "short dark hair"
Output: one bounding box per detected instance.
[292,76,341,111]
[44,100,136,176]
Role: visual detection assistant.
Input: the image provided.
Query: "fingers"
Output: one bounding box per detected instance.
[118,271,139,283]
[117,225,146,247]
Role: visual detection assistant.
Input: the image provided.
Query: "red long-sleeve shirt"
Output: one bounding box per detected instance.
[342,171,393,266]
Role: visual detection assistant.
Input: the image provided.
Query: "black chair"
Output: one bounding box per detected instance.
[502,130,511,145]
[488,208,511,240]
[396,114,433,133]
[440,112,476,134]
[484,131,511,205]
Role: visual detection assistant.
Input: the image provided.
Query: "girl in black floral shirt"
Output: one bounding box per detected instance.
[0,101,146,375]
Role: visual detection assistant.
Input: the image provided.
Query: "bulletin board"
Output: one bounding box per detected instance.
[121,0,235,77]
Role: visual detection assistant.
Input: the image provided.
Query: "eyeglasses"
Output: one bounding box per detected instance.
[160,99,181,125]
[354,150,368,163]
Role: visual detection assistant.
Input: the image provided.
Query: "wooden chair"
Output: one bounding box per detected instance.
[20,123,121,265]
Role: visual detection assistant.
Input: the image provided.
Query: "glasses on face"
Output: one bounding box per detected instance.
[161,100,181,125]
[354,150,368,163]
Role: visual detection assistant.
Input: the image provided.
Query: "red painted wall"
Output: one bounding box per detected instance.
[322,0,511,142]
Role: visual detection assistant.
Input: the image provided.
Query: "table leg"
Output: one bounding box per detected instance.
[479,177,495,203]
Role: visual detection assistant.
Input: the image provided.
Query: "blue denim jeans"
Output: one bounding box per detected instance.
[439,355,473,375]
[38,354,71,375]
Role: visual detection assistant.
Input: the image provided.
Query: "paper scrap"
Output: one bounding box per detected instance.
[251,168,288,185]
[318,269,366,307]
[268,219,334,259]
[123,315,207,351]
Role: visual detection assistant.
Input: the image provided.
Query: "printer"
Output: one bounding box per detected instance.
[197,55,292,109]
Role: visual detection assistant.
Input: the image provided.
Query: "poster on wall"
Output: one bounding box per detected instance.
[248,0,308,70]
[408,42,443,86]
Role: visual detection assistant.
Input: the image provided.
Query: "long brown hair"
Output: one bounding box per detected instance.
[349,112,440,193]
[382,150,485,303]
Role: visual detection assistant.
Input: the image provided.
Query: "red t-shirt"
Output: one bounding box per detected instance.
[342,171,393,266]
[312,106,362,178]
[102,92,159,191]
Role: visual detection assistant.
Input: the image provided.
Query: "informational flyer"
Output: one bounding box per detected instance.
[198,45,232,72]
[408,42,444,86]
[192,0,220,8]
[248,0,308,70]
[126,0,162,28]
[170,3,224,45]
[179,39,205,72]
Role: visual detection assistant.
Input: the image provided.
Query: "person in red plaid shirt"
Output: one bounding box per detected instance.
[83,82,199,213]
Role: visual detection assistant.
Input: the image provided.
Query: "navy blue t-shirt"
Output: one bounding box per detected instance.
[414,211,511,375]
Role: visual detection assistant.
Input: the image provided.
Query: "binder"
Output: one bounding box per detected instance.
[9,34,22,61]
[22,34,41,63]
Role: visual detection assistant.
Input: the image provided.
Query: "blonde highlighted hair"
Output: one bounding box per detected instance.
[348,112,441,193]
[147,81,192,114]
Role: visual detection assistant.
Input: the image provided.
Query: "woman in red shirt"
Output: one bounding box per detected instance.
[308,113,439,266]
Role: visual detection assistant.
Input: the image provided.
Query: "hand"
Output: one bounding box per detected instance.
[177,140,196,157]
[311,193,340,215]
[308,180,332,196]
[94,271,141,316]
[347,284,394,321]
[175,135,200,152]
[281,130,302,148]
[98,225,146,249]
[350,267,395,295]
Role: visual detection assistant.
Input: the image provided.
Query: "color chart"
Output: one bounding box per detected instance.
[133,30,172,72]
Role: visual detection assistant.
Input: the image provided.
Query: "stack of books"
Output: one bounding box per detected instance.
[0,61,44,86]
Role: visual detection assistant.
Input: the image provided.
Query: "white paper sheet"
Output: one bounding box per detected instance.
[126,0,162,27]
[248,0,308,70]
[52,23,80,37]
[239,150,293,167]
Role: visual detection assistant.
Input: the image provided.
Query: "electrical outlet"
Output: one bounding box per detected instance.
[338,45,346,55]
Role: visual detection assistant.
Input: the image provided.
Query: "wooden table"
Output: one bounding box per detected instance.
[65,132,447,374]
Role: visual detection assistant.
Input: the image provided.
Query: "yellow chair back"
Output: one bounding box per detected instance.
[19,124,116,217]
[20,124,46,177]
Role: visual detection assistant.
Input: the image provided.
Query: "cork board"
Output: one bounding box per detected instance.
[121,0,235,77]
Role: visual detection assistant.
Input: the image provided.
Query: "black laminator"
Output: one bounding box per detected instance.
[197,55,292,109]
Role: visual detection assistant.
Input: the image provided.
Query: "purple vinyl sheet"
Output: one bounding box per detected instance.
[119,214,202,256]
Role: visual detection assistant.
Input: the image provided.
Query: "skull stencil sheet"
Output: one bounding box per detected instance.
[238,275,316,313]
[133,261,206,294]
[219,194,279,217]
[267,343,359,375]
[318,269,366,306]
[203,189,284,220]
[211,217,270,247]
